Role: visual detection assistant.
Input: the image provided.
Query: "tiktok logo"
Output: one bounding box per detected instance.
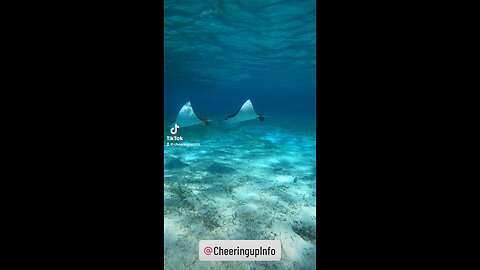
[170,123,180,135]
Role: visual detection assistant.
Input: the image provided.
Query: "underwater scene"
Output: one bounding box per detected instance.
[164,1,316,269]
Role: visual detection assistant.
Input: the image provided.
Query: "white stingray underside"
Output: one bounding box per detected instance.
[175,101,203,127]
[227,99,259,122]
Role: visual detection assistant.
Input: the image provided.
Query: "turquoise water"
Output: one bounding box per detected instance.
[164,1,316,269]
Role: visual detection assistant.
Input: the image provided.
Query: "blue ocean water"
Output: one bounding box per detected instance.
[164,1,316,269]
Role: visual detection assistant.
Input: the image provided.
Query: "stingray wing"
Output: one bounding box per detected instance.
[225,99,260,122]
[174,101,204,127]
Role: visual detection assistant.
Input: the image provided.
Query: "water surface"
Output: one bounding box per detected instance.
[164,1,316,269]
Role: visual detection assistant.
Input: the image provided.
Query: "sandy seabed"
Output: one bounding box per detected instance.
[164,121,316,270]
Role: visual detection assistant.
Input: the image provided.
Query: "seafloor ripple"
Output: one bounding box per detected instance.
[164,123,316,270]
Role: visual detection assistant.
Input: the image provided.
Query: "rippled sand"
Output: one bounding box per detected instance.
[164,121,316,269]
[164,1,316,267]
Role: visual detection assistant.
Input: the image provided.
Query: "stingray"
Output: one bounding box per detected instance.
[224,99,266,122]
[170,101,209,128]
